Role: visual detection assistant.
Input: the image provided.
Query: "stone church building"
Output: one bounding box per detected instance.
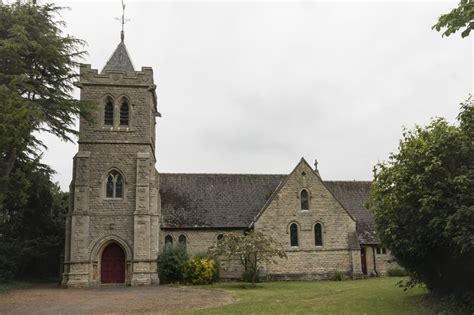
[62,38,396,287]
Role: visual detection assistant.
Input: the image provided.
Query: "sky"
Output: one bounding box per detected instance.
[36,0,472,190]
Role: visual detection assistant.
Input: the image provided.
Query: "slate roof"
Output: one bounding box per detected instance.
[159,173,378,244]
[101,41,135,73]
[160,173,285,229]
[324,181,378,244]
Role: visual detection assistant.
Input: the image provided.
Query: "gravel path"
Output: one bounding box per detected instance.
[0,283,233,314]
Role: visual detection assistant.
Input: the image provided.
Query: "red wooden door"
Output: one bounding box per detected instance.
[361,247,367,275]
[101,243,125,284]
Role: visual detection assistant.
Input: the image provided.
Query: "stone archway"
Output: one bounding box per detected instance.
[101,242,125,284]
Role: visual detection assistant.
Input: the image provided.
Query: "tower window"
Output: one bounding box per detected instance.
[105,170,124,199]
[300,189,309,210]
[104,99,114,125]
[120,99,129,126]
[315,223,323,246]
[290,223,299,247]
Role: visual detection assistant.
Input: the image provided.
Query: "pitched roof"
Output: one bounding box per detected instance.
[101,41,135,73]
[160,173,284,228]
[324,181,378,244]
[159,173,377,243]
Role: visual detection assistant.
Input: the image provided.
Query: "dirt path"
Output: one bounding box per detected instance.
[0,283,233,314]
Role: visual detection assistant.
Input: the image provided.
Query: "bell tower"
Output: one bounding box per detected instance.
[62,33,161,287]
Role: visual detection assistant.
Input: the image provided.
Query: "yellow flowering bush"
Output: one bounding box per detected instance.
[182,257,218,285]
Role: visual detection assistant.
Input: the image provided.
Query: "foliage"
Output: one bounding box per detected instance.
[157,244,188,284]
[433,0,474,38]
[0,1,91,284]
[182,257,218,285]
[387,268,408,277]
[370,98,474,296]
[0,2,93,204]
[0,241,18,282]
[424,291,474,314]
[0,160,68,282]
[331,270,344,281]
[241,269,260,283]
[192,252,220,282]
[209,231,287,286]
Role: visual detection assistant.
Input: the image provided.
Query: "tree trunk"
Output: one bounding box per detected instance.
[0,147,17,178]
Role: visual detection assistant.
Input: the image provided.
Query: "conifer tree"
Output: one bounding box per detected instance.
[0,2,92,203]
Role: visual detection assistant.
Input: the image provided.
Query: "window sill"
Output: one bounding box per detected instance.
[99,126,131,132]
[104,198,124,201]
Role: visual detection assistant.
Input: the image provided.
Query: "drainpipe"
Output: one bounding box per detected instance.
[373,246,378,276]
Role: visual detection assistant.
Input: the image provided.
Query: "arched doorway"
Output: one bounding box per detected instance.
[101,242,125,284]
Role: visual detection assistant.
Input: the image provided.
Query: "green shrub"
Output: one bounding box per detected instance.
[157,245,188,284]
[387,268,408,277]
[242,269,260,283]
[425,291,474,314]
[182,256,217,285]
[371,100,474,294]
[0,241,18,282]
[332,270,344,281]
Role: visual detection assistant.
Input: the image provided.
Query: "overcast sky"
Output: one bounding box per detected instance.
[38,0,472,190]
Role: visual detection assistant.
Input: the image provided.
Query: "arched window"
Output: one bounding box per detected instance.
[217,234,224,241]
[315,223,323,246]
[105,170,124,199]
[290,223,298,247]
[178,234,187,248]
[300,189,309,210]
[104,98,114,125]
[120,99,129,126]
[164,235,173,247]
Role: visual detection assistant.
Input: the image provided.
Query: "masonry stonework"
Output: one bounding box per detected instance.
[63,39,398,287]
[62,43,160,287]
[253,160,362,279]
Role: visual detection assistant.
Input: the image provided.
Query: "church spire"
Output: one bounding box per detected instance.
[101,0,134,73]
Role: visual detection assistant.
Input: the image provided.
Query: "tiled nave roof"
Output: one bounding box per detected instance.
[159,173,378,243]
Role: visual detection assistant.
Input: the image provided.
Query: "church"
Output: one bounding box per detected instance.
[61,36,396,287]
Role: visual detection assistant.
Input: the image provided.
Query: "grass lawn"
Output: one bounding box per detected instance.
[183,277,431,315]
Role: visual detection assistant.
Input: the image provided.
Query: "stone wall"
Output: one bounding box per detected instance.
[254,160,363,279]
[361,246,400,277]
[62,65,160,287]
[376,253,399,275]
[160,229,245,275]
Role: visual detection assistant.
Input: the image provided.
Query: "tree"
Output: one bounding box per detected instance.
[209,231,287,286]
[0,159,69,281]
[0,2,92,195]
[370,98,474,296]
[433,0,474,38]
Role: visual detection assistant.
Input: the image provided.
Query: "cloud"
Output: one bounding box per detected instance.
[37,1,472,189]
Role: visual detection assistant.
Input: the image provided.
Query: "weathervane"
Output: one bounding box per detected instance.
[115,0,130,42]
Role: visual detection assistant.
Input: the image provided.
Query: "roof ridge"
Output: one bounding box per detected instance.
[159,173,371,182]
[326,180,372,183]
[159,172,287,176]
